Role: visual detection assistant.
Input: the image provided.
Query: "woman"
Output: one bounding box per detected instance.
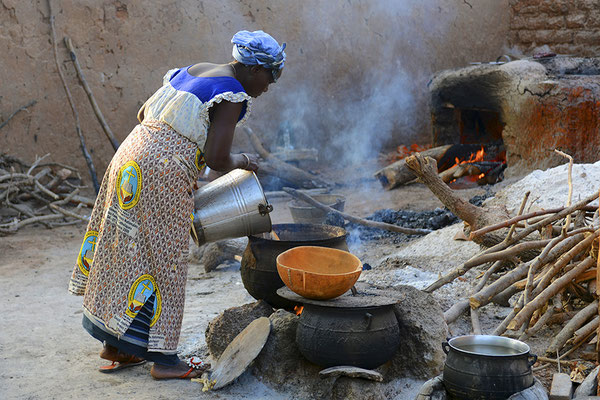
[69,30,286,379]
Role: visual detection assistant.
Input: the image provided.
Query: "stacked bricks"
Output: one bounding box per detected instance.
[508,0,600,56]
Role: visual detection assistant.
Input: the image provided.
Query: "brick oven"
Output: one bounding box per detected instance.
[428,56,600,176]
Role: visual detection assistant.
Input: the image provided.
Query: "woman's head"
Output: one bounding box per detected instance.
[231,30,286,97]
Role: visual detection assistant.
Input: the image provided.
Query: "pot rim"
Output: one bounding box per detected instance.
[447,335,531,357]
[248,223,348,243]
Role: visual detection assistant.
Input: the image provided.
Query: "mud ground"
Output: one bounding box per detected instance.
[1,163,560,399]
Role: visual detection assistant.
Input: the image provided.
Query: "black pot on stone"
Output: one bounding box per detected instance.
[240,224,348,309]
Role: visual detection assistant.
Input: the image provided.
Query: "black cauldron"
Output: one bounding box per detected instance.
[443,335,537,400]
[296,303,400,369]
[240,224,348,309]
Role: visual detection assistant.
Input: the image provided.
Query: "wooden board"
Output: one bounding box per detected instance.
[209,316,271,390]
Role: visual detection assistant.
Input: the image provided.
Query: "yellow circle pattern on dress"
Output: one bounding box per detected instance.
[126,274,162,327]
[77,230,99,276]
[116,160,142,210]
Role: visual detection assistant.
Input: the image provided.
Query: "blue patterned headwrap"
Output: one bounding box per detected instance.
[232,30,286,80]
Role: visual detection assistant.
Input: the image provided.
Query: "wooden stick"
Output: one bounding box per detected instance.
[507,191,530,242]
[520,294,562,341]
[470,233,587,309]
[532,233,597,300]
[554,150,574,233]
[282,187,431,236]
[596,189,600,385]
[47,0,100,194]
[444,258,507,325]
[0,100,37,131]
[463,239,551,269]
[64,36,120,151]
[547,300,598,355]
[471,307,482,334]
[470,208,563,239]
[509,256,596,331]
[374,144,452,189]
[426,238,547,293]
[573,316,599,346]
[471,192,599,258]
[494,294,523,336]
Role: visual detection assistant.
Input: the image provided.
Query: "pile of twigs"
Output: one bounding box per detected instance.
[0,153,93,235]
[435,189,599,356]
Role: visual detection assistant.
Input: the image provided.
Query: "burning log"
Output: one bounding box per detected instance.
[374,144,451,190]
[439,161,505,184]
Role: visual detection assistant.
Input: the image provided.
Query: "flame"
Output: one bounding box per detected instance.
[294,305,304,316]
[452,145,486,168]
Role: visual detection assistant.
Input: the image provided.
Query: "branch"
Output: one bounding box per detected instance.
[64,36,120,151]
[0,100,37,131]
[47,0,99,193]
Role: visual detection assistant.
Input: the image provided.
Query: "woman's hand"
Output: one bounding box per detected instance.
[239,153,259,171]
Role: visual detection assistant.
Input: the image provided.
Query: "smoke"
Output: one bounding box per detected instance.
[265,0,457,168]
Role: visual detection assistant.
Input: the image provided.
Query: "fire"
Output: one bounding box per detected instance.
[452,145,486,168]
[294,305,304,316]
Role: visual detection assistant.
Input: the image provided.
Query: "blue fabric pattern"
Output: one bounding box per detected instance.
[231,30,286,70]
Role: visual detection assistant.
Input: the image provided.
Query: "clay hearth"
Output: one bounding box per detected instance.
[205,284,448,399]
[429,57,600,176]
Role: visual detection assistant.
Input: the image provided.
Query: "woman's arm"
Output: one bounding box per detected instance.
[203,101,258,172]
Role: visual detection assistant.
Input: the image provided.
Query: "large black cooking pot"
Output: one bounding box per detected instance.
[443,335,537,400]
[296,304,400,369]
[240,224,348,309]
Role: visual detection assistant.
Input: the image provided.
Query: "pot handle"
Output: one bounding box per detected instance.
[364,312,373,330]
[258,203,273,216]
[528,353,538,367]
[442,342,450,355]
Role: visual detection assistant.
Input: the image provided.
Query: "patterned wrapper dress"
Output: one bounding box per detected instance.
[69,66,252,361]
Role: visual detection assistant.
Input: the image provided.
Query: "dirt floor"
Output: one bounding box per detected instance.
[0,161,562,399]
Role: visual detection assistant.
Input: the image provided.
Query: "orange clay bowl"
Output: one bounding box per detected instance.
[276,246,362,300]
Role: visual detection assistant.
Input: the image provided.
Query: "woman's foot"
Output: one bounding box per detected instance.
[150,359,211,379]
[100,344,144,364]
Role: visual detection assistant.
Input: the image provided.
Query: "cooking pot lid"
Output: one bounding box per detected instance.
[277,282,398,308]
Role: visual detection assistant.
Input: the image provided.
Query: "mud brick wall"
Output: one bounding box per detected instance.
[509,0,600,56]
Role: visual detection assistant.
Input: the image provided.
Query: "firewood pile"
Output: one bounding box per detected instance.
[404,152,600,360]
[0,153,92,235]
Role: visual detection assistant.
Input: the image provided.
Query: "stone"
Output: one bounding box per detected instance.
[574,365,599,398]
[508,379,549,399]
[415,376,548,400]
[205,300,274,359]
[415,375,446,400]
[384,285,448,379]
[549,372,573,400]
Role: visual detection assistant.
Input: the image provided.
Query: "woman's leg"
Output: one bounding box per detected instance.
[99,343,144,363]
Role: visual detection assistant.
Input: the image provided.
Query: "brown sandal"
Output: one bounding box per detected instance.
[99,355,146,373]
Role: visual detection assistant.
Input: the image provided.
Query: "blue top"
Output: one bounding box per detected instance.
[169,66,248,122]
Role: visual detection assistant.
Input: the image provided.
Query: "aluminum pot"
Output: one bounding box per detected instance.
[442,335,537,400]
[193,169,272,245]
